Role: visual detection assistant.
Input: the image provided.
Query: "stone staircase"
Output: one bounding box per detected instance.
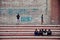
[0,25,60,40]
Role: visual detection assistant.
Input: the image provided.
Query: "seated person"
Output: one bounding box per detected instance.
[47,29,52,36]
[38,29,43,36]
[43,29,47,36]
[34,29,39,36]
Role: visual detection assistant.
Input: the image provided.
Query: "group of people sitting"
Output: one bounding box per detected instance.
[34,29,52,36]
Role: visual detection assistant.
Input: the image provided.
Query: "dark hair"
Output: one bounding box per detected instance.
[35,29,38,31]
[48,29,50,31]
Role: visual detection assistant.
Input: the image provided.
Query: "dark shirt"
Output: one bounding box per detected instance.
[47,31,52,35]
[38,30,43,36]
[34,31,38,36]
[16,14,20,19]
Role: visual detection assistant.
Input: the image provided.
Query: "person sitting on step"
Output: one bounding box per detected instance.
[38,29,43,36]
[34,29,39,36]
[43,29,47,36]
[47,29,52,36]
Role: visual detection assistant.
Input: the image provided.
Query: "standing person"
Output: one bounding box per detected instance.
[41,14,43,25]
[16,14,20,24]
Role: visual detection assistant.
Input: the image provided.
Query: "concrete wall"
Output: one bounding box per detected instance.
[1,0,60,25]
[0,0,51,25]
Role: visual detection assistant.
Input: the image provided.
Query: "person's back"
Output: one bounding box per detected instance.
[16,14,20,24]
[47,29,52,36]
[38,29,42,36]
[43,29,47,36]
[16,14,20,20]
[34,29,39,36]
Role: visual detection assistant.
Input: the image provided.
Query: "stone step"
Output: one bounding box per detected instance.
[0,25,60,30]
[0,25,60,27]
[0,31,60,36]
[0,27,60,30]
[0,29,60,32]
[0,36,60,39]
[0,38,60,40]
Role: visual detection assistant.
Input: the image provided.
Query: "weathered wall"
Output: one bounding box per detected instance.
[0,0,51,25]
[51,0,60,25]
[58,0,60,24]
[1,0,60,25]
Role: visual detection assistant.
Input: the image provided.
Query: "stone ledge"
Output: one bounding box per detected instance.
[0,36,60,39]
